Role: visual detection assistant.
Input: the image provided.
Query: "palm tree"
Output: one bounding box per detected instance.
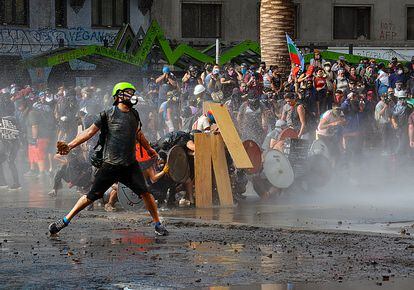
[260,0,295,73]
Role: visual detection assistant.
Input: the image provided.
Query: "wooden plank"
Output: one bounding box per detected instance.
[211,134,234,207]
[204,102,253,169]
[194,133,212,208]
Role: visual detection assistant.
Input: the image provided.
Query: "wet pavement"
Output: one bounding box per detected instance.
[2,206,414,289]
[4,175,414,236]
[2,176,414,288]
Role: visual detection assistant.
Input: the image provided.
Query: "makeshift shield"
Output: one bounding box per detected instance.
[117,183,144,211]
[167,145,190,183]
[242,140,262,174]
[263,150,294,188]
[309,139,330,160]
[284,138,312,178]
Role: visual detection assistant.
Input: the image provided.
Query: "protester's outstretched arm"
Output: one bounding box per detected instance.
[66,124,99,151]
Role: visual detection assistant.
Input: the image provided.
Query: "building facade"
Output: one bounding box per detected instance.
[0,0,151,86]
[294,0,414,46]
[1,0,414,86]
[152,0,414,60]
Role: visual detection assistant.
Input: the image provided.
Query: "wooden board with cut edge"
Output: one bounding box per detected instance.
[211,134,234,207]
[204,102,253,169]
[194,133,213,208]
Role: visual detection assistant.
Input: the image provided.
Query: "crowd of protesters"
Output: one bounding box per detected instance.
[0,52,414,205]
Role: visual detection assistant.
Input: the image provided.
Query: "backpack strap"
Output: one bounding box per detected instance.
[131,108,144,158]
[131,108,142,132]
[94,110,108,150]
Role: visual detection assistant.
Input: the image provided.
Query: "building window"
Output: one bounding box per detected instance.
[333,6,371,40]
[182,3,222,38]
[408,7,414,40]
[55,0,67,28]
[0,0,28,26]
[92,0,128,27]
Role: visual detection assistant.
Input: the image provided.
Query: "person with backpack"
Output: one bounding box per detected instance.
[49,82,169,236]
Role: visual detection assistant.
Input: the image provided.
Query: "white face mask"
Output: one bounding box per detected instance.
[398,69,403,75]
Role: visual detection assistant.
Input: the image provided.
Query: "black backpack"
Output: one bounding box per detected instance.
[90,107,142,168]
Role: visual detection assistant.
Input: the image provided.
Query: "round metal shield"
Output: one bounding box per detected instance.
[167,145,190,183]
[117,183,145,211]
[263,150,294,188]
[309,139,331,160]
[242,140,262,174]
[277,128,299,142]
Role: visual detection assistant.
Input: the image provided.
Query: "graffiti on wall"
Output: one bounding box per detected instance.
[0,27,117,55]
[328,47,413,62]
[380,21,397,41]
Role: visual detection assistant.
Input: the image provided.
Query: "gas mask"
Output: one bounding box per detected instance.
[118,90,136,108]
[190,69,197,78]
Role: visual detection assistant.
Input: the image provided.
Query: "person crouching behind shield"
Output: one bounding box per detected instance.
[103,142,170,212]
[49,82,169,236]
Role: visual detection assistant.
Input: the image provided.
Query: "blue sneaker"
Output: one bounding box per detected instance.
[155,222,169,236]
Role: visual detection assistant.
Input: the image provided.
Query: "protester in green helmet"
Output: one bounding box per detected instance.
[49,81,169,237]
[112,82,137,107]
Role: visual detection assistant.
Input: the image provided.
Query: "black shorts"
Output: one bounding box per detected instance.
[86,162,148,201]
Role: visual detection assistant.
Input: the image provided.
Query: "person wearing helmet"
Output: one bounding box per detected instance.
[49,82,169,236]
[156,66,178,108]
[263,119,287,151]
[193,83,206,104]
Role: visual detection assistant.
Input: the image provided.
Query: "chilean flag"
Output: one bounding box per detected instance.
[286,33,305,73]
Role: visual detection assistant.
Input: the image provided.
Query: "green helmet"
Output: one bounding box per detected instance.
[112,82,136,97]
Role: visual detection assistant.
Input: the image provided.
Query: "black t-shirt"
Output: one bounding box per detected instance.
[94,107,139,166]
